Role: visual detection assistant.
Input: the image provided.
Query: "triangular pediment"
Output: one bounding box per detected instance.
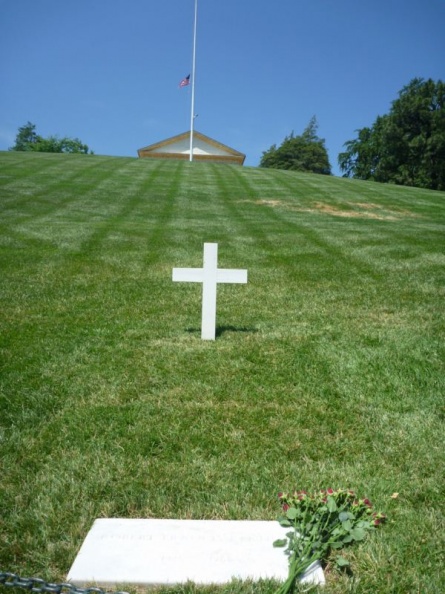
[138,131,245,165]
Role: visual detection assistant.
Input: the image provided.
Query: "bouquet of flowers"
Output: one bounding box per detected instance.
[273,488,386,594]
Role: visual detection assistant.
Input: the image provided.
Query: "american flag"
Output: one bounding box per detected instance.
[179,74,190,88]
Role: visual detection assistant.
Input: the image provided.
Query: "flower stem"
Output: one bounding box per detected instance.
[274,549,320,594]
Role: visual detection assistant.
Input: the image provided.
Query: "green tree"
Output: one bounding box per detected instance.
[10,121,40,151]
[9,122,92,154]
[36,135,91,154]
[339,78,445,190]
[260,116,331,175]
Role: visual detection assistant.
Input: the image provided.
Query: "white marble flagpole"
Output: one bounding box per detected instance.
[172,243,248,340]
[189,0,198,162]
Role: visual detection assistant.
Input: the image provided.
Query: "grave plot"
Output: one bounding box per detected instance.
[67,519,325,587]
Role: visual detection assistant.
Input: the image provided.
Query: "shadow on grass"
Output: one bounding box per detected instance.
[185,325,258,337]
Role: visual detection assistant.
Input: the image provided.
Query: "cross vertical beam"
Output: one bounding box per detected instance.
[172,243,248,340]
[202,242,218,339]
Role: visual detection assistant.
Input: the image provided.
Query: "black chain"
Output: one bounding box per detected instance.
[0,573,129,594]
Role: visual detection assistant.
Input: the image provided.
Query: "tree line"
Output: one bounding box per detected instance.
[260,77,444,191]
[9,122,93,154]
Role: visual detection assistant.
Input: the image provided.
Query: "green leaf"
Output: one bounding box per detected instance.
[279,518,291,527]
[339,511,354,522]
[341,520,352,532]
[350,527,366,541]
[336,557,350,567]
[342,534,353,543]
[331,541,344,549]
[286,507,298,520]
[312,539,322,550]
[327,496,337,513]
[310,525,319,536]
[273,539,287,548]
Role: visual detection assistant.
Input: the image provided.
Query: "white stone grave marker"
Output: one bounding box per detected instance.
[172,243,248,340]
[67,519,325,587]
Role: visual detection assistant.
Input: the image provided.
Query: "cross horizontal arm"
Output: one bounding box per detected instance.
[216,269,248,284]
[172,268,204,282]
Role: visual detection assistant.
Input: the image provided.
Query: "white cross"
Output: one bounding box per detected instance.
[172,243,248,340]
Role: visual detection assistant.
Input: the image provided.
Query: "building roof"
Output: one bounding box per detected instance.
[137,131,245,165]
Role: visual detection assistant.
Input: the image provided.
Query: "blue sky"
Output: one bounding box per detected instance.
[1,0,444,174]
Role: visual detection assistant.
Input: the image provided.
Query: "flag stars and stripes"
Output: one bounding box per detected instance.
[179,74,190,88]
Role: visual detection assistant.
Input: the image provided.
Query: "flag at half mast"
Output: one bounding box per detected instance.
[179,74,190,88]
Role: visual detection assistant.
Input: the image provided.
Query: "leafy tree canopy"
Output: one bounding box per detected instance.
[338,78,445,190]
[9,122,93,154]
[260,116,332,175]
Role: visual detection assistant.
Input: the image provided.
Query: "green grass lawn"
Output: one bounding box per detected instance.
[1,151,444,594]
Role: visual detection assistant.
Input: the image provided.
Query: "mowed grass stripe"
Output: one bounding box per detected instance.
[216,165,387,305]
[72,159,178,257]
[0,152,444,593]
[0,158,176,427]
[233,165,445,312]
[0,154,131,222]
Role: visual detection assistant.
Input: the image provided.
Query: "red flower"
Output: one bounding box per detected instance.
[327,488,334,495]
[373,512,386,525]
[283,504,290,512]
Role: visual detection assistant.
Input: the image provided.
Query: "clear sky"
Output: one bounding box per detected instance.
[1,0,444,174]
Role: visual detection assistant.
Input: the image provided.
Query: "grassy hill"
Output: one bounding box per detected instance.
[1,151,444,593]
